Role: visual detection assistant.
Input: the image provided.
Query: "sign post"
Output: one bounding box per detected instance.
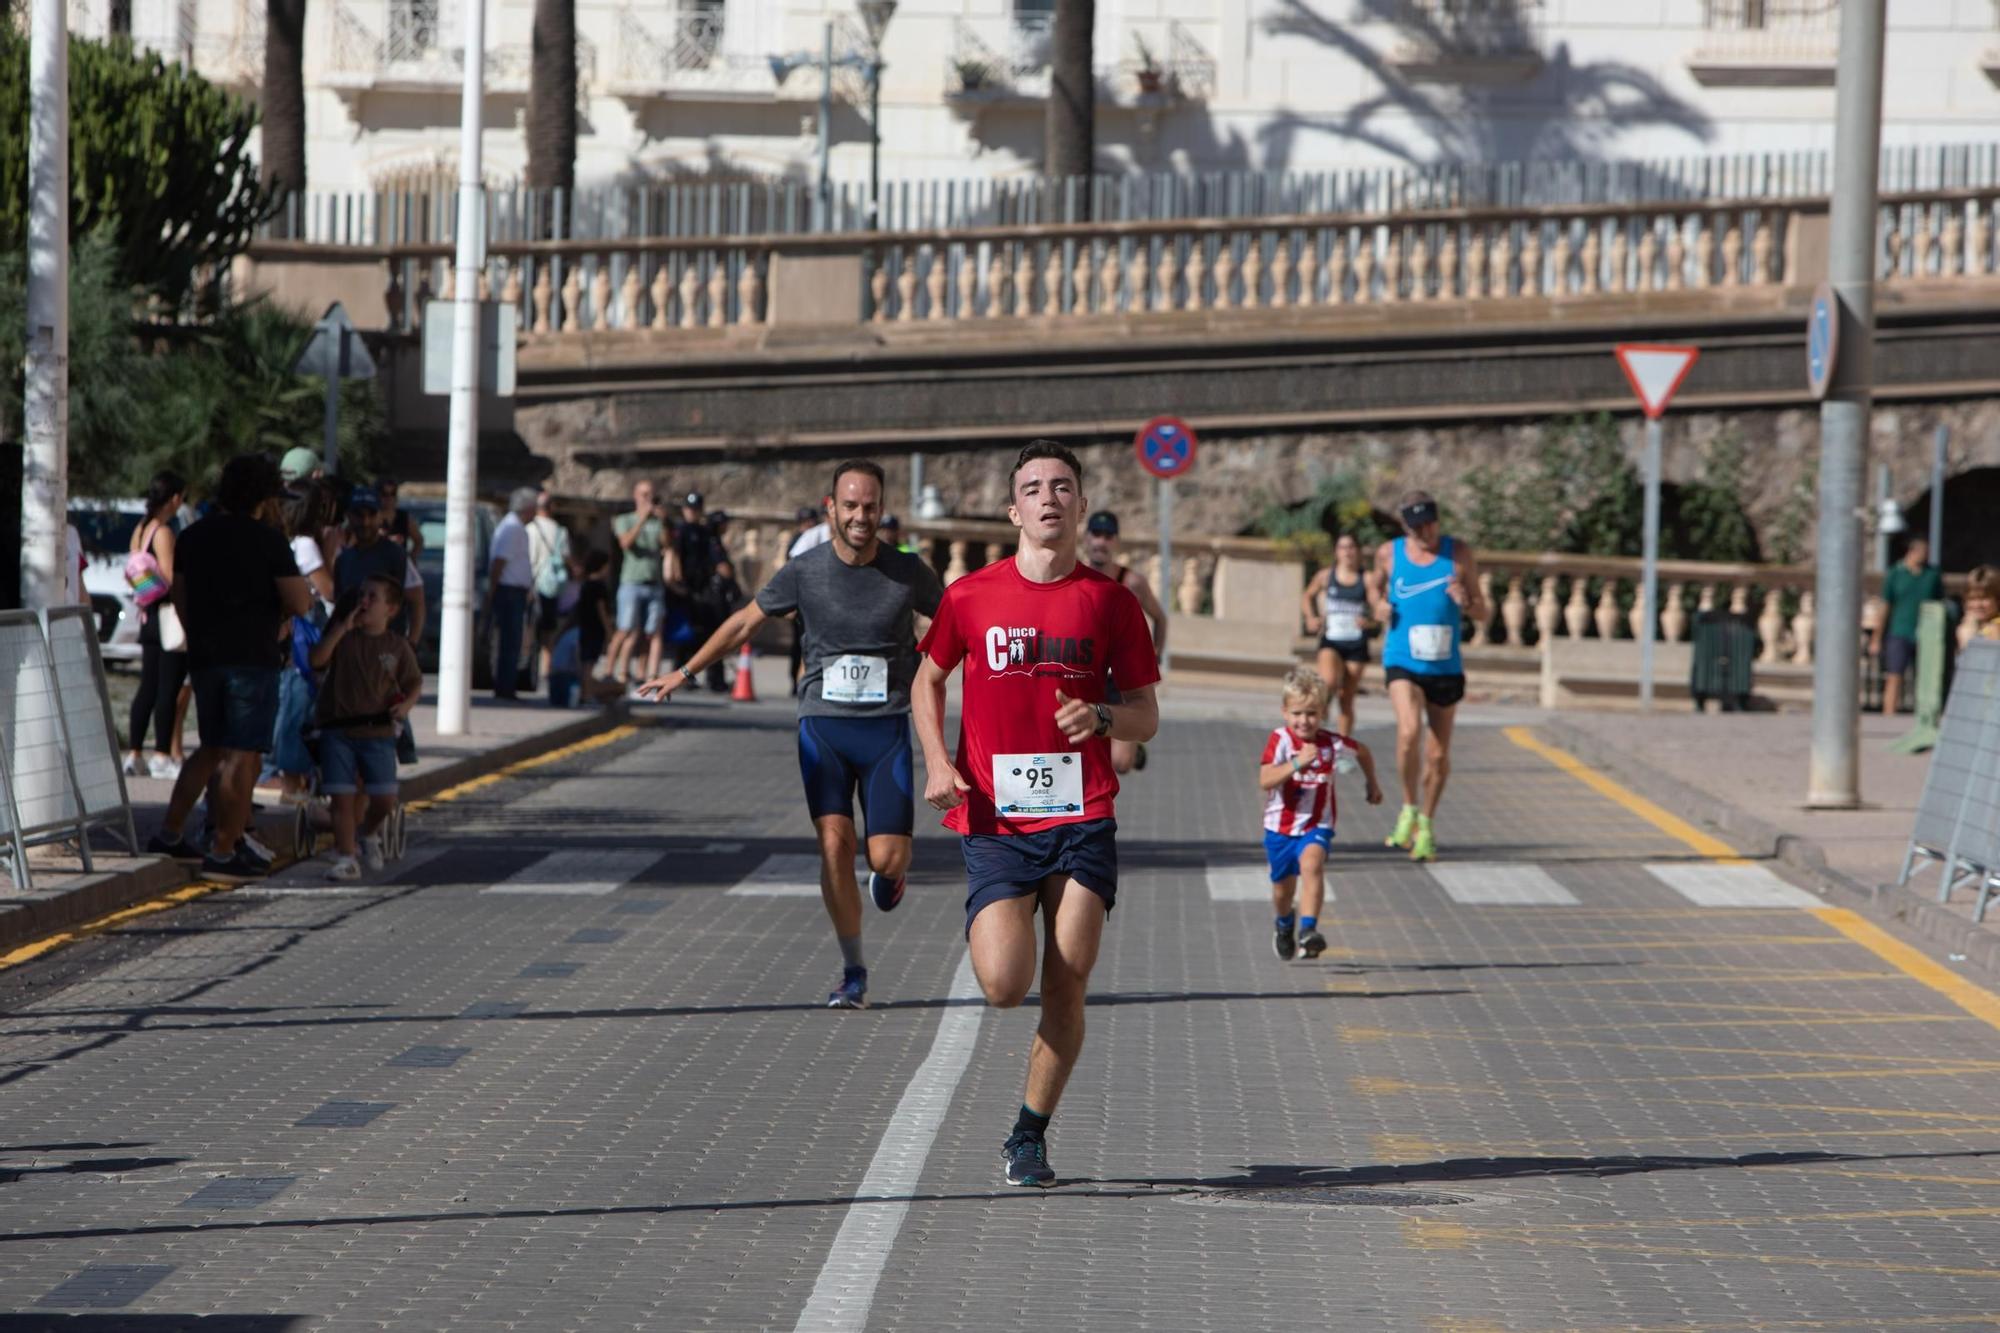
[1613,344,1701,711]
[295,303,379,478]
[1134,415,1198,673]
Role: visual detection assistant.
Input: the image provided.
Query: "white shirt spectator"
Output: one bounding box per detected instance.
[489,511,535,589]
[291,534,325,578]
[789,522,831,559]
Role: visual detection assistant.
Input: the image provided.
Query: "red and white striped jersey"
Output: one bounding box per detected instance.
[1261,727,1350,835]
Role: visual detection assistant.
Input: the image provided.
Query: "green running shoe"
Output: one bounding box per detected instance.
[1410,817,1437,863]
[1386,805,1418,849]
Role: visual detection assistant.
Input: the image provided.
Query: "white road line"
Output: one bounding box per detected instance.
[793,951,984,1333]
[1205,862,1273,902]
[726,853,867,897]
[482,848,660,896]
[1645,863,1822,908]
[1428,863,1580,906]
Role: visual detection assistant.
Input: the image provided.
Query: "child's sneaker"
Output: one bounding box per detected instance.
[1272,919,1297,961]
[325,854,361,882]
[1298,929,1329,960]
[359,834,385,872]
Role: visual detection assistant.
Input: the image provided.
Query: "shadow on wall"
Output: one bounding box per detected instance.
[1902,466,2000,574]
[1256,0,1714,180]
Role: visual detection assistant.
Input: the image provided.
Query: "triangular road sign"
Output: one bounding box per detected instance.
[1614,343,1699,419]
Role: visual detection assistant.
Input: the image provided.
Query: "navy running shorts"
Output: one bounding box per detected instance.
[797,714,915,837]
[961,818,1117,936]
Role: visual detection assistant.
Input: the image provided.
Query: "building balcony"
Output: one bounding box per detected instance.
[1385,0,1545,84]
[945,19,1213,109]
[1688,0,1839,87]
[324,0,595,99]
[607,8,782,105]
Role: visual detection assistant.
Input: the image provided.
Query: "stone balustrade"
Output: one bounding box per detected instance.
[244,187,2000,338]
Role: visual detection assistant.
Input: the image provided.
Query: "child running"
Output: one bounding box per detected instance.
[1256,666,1381,961]
[311,574,421,881]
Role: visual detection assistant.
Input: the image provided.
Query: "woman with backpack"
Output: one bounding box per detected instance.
[125,470,188,780]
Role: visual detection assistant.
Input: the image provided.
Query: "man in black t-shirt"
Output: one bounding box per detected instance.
[149,453,315,882]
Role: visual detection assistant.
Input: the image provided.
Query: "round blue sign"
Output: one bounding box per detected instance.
[1135,416,1198,479]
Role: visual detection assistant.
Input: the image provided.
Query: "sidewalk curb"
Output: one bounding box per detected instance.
[1536,717,2000,981]
[0,705,637,956]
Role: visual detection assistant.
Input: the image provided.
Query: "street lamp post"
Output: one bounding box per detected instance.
[768,2,896,230]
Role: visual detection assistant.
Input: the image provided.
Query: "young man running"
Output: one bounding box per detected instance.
[1081,510,1169,775]
[1368,491,1484,863]
[913,442,1160,1188]
[639,460,942,1009]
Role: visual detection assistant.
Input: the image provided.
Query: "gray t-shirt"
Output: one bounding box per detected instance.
[756,542,944,718]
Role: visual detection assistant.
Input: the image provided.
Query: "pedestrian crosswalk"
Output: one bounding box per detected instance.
[482,849,661,896]
[1198,858,1820,909]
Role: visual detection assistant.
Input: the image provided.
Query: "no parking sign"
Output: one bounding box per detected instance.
[1134,416,1198,479]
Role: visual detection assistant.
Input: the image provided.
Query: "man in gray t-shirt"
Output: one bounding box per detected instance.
[639,460,943,1011]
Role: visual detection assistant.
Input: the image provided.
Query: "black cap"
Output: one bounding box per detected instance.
[796,506,820,524]
[683,491,704,508]
[1400,499,1440,529]
[707,509,731,527]
[880,514,901,530]
[1086,511,1120,536]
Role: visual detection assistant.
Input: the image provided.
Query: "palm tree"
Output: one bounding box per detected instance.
[1044,0,1094,217]
[261,0,308,232]
[524,0,577,239]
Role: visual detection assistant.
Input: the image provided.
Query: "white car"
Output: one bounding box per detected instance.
[71,500,156,664]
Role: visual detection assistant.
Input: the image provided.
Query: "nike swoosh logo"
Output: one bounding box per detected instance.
[1393,575,1452,599]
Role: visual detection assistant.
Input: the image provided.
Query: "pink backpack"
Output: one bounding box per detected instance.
[123,521,169,608]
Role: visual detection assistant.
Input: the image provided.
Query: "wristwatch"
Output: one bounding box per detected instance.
[1091,703,1113,738]
[679,665,696,683]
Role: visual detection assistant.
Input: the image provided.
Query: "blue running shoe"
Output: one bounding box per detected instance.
[869,870,906,912]
[827,966,868,1010]
[1002,1130,1056,1187]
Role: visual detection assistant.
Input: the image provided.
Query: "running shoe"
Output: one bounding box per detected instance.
[826,966,868,1010]
[201,847,270,884]
[359,834,385,873]
[1386,805,1418,850]
[1410,822,1437,863]
[240,834,277,871]
[147,753,182,781]
[868,870,906,912]
[146,832,204,863]
[1002,1130,1056,1188]
[1298,929,1329,960]
[1273,920,1297,961]
[122,755,142,777]
[324,854,361,882]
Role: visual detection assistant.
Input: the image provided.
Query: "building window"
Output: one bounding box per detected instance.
[1690,0,1839,85]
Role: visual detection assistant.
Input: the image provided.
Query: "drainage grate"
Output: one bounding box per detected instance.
[566,928,626,945]
[387,1045,470,1068]
[458,1000,526,1020]
[37,1264,173,1308]
[181,1176,296,1210]
[294,1101,394,1129]
[518,961,582,979]
[1185,1186,1475,1210]
[610,899,667,915]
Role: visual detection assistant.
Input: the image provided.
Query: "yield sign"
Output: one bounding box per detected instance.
[1613,343,1699,420]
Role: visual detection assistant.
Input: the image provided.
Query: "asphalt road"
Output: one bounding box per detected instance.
[4,696,1999,1331]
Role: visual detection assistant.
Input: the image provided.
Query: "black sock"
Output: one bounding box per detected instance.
[1013,1104,1051,1137]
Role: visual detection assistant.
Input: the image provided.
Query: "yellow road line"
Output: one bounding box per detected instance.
[1502,726,1743,862]
[0,722,642,975]
[1510,725,2000,1039]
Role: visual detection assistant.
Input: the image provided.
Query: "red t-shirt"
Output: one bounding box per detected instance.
[919,557,1161,836]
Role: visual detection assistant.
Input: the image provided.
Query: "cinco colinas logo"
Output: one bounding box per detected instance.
[983,626,1097,673]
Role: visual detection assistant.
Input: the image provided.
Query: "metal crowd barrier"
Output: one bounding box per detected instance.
[1897,638,2000,920]
[0,606,141,890]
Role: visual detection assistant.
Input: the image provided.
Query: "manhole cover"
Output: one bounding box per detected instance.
[1183,1186,1476,1210]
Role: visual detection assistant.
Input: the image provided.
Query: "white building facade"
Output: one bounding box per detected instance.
[65,0,2000,199]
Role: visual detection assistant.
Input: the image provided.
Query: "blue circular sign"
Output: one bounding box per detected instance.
[1807,282,1839,400]
[1135,416,1198,479]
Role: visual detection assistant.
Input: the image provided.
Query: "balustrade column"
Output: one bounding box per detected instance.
[1720,217,1743,287]
[1609,226,1628,294]
[1637,227,1658,292]
[926,252,949,320]
[1791,592,1815,665]
[987,249,1012,318]
[1128,242,1150,313]
[1499,576,1527,646]
[1563,578,1590,638]
[678,265,699,329]
[619,265,640,329]
[896,257,918,322]
[1241,237,1264,308]
[532,265,553,333]
[1297,236,1319,306]
[1015,245,1039,318]
[957,250,978,318]
[1468,228,1490,298]
[739,256,764,325]
[1533,578,1560,642]
[650,266,671,331]
[870,262,890,323]
[591,263,612,331]
[1579,225,1600,295]
[1438,230,1459,301]
[1099,245,1123,313]
[945,541,969,585]
[1269,236,1292,309]
[1693,225,1714,289]
[1593,583,1620,639]
[1353,239,1375,305]
[1551,226,1572,296]
[1942,207,1966,276]
[1178,557,1204,616]
[1408,232,1431,302]
[1494,228,1515,297]
[707,262,728,328]
[1666,223,1686,292]
[1661,583,1688,643]
[1383,230,1404,302]
[1185,241,1210,311]
[1520,226,1542,297]
[1154,242,1178,311]
[1071,245,1093,315]
[560,267,582,332]
[1469,571,1493,645]
[1214,240,1238,309]
[1327,235,1350,305]
[1757,590,1786,664]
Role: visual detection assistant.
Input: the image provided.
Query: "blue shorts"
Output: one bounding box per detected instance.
[1264,827,1332,883]
[797,714,914,836]
[617,582,666,635]
[961,818,1117,936]
[1882,633,1917,676]
[191,666,280,753]
[320,731,399,797]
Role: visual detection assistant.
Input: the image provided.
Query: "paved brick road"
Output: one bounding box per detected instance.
[3,697,1999,1331]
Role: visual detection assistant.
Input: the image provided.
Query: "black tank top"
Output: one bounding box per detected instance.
[1322,573,1366,644]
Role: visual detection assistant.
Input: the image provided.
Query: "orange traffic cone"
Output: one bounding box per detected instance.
[731,642,757,702]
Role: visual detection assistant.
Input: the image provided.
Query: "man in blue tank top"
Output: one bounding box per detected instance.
[1368,492,1485,863]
